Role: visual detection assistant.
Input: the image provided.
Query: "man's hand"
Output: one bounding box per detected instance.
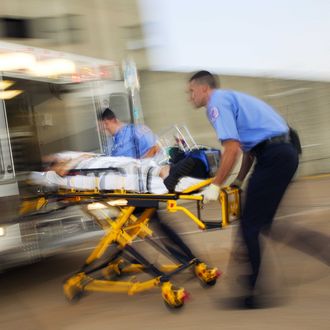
[202,183,221,203]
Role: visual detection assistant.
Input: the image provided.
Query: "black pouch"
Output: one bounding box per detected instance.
[289,126,302,154]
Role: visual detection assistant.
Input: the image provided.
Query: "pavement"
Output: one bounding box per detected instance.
[0,175,329,330]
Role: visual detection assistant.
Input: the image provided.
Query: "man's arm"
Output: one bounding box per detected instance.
[213,140,241,186]
[142,144,160,158]
[201,139,241,203]
[233,151,255,183]
[134,124,160,159]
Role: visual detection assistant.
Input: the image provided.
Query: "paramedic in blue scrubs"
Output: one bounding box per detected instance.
[188,71,299,308]
[101,108,159,159]
[101,108,211,187]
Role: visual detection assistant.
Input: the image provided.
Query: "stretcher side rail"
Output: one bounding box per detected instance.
[20,177,241,229]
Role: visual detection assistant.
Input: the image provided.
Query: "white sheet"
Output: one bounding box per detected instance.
[30,171,203,194]
[31,154,204,194]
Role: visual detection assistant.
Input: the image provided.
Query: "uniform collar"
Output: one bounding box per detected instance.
[113,124,128,139]
[208,89,219,105]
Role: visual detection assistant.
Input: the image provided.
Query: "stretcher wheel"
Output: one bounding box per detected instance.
[203,278,217,286]
[63,274,85,304]
[63,284,83,304]
[194,263,221,287]
[164,299,184,310]
[161,282,188,309]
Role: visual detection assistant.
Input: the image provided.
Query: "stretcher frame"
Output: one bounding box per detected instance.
[20,178,240,308]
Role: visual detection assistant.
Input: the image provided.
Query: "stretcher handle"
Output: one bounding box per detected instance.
[181,178,213,194]
[178,194,203,201]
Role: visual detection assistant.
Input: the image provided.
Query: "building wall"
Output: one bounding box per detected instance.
[1,0,329,177]
[139,71,330,177]
[0,0,141,62]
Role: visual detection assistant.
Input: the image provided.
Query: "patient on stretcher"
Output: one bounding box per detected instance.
[30,123,221,194]
[30,151,207,194]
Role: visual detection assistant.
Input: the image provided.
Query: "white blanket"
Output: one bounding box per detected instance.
[31,154,204,194]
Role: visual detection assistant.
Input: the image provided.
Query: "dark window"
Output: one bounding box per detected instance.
[2,17,31,38]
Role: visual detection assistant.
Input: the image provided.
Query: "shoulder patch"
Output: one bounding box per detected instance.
[209,107,219,121]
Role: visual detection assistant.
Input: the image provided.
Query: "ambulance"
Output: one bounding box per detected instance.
[0,41,141,270]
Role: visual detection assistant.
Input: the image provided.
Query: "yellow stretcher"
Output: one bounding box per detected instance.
[20,179,240,309]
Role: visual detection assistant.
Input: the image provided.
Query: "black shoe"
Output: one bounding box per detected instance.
[243,295,260,309]
[220,295,259,310]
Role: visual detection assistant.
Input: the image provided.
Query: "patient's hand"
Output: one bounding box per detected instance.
[159,165,170,179]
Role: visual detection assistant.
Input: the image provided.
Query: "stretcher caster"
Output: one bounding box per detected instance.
[194,263,221,286]
[63,273,85,304]
[161,281,188,309]
[63,284,83,304]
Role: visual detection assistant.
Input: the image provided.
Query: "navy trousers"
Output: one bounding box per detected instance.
[240,142,299,290]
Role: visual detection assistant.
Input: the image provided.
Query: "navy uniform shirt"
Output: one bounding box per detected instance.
[207,90,288,152]
[107,124,157,158]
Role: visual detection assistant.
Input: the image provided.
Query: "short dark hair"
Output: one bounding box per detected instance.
[189,70,219,88]
[101,108,116,121]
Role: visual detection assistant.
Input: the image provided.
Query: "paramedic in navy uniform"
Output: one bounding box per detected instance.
[101,108,159,159]
[188,71,299,308]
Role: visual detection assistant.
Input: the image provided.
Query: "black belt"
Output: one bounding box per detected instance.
[251,133,290,154]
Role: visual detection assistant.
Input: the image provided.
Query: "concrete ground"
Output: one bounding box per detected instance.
[0,175,329,330]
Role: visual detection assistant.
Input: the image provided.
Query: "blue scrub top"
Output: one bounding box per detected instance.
[107,124,157,158]
[207,90,288,152]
